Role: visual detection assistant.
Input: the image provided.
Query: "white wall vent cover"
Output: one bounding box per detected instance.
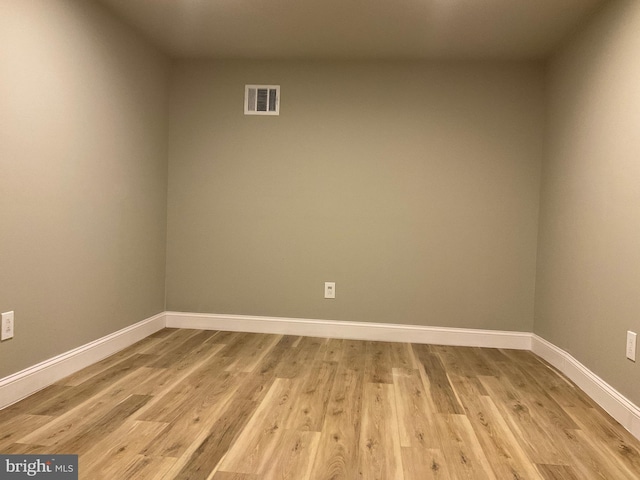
[244,85,280,115]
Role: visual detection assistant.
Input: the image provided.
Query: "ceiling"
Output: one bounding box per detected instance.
[97,0,605,60]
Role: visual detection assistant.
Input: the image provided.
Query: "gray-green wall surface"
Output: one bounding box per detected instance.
[0,0,169,378]
[535,0,640,407]
[166,60,545,332]
[2,0,639,412]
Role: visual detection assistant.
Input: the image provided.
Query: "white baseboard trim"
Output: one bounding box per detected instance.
[532,334,640,440]
[165,311,532,350]
[166,312,640,440]
[0,312,166,410]
[2,310,638,442]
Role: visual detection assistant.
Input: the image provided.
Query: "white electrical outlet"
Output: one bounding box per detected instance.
[324,282,336,299]
[1,311,14,341]
[627,331,637,362]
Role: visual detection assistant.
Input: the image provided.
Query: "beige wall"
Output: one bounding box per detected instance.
[0,0,169,377]
[166,60,544,331]
[535,0,640,405]
[1,0,636,412]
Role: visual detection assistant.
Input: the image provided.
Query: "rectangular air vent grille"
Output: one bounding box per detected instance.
[245,85,280,115]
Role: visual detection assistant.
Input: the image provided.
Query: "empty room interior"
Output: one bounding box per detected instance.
[1,0,640,478]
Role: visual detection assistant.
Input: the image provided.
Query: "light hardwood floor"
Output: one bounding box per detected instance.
[1,328,639,479]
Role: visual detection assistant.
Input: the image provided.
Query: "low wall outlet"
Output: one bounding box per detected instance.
[324,282,336,299]
[1,311,14,341]
[627,331,637,362]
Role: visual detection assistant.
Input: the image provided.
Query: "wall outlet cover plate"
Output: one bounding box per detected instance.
[1,311,14,341]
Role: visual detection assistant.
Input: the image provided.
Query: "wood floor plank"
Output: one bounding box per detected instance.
[129,365,199,397]
[2,329,640,480]
[274,336,325,379]
[140,371,245,458]
[18,365,157,447]
[218,332,266,359]
[19,338,223,454]
[478,374,572,465]
[224,333,281,373]
[1,443,54,454]
[169,352,285,480]
[363,341,393,384]
[0,384,72,421]
[429,345,467,376]
[335,339,364,372]
[435,345,498,383]
[561,427,639,480]
[149,340,226,380]
[536,464,581,480]
[432,348,489,397]
[308,364,364,480]
[108,454,176,480]
[138,328,206,355]
[148,329,219,369]
[476,347,512,365]
[565,405,640,475]
[32,353,154,417]
[497,359,580,431]
[500,348,546,367]
[450,374,543,479]
[434,413,497,479]
[81,420,169,477]
[251,334,299,378]
[137,354,235,423]
[401,447,451,480]
[413,345,464,415]
[260,430,321,480]
[205,330,241,345]
[170,395,262,480]
[5,400,150,458]
[358,382,404,480]
[456,347,499,377]
[218,378,302,475]
[522,361,595,409]
[392,367,438,449]
[149,328,176,338]
[55,394,152,455]
[285,360,337,432]
[59,336,161,387]
[322,338,344,363]
[211,473,257,480]
[0,414,53,450]
[390,342,418,370]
